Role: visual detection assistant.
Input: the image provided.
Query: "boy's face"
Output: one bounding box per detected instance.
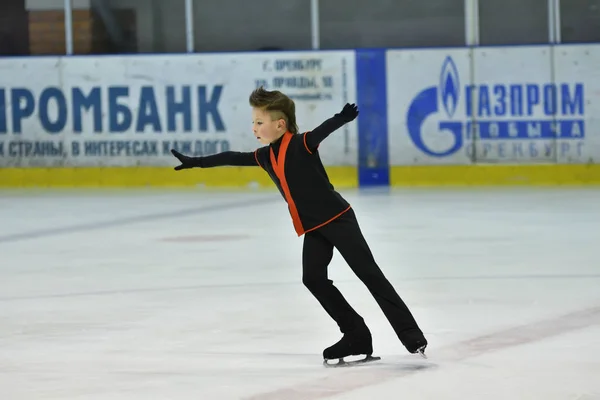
[252,108,286,145]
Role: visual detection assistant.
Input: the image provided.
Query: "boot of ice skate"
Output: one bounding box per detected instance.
[322,324,379,367]
[399,328,428,358]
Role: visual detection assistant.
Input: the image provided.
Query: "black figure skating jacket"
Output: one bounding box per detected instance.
[197,113,351,236]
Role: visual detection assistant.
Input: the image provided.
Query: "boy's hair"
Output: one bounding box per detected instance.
[249,86,299,134]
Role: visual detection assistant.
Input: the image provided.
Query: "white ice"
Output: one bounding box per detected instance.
[1,187,599,400]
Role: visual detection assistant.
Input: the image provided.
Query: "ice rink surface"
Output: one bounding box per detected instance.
[1,187,599,400]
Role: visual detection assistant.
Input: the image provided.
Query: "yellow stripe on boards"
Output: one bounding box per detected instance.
[390,164,600,186]
[0,166,358,189]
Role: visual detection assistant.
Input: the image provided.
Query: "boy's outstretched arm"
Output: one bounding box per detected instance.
[303,103,358,152]
[171,149,259,170]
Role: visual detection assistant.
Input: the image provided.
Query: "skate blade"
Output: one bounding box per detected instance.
[323,355,381,368]
[416,345,427,359]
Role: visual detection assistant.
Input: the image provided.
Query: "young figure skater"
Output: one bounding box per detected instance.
[171,87,428,364]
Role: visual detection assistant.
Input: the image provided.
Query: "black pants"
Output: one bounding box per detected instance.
[302,208,424,349]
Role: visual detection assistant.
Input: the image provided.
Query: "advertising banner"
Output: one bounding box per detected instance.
[0,51,357,167]
[387,46,592,165]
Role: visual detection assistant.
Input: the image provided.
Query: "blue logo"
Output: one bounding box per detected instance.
[406,56,586,160]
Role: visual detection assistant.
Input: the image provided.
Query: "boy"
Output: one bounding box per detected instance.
[171,87,428,364]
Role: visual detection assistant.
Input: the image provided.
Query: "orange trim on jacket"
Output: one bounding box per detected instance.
[303,131,320,154]
[270,132,304,236]
[303,205,351,235]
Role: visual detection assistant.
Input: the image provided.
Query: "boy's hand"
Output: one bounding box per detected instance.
[171,149,197,170]
[339,103,359,122]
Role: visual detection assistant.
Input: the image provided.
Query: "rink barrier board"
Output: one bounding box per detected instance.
[0,166,358,188]
[2,45,600,188]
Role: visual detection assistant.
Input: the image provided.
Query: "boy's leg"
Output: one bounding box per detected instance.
[302,230,365,334]
[318,208,427,354]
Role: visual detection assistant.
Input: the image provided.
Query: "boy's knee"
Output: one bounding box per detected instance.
[302,274,330,291]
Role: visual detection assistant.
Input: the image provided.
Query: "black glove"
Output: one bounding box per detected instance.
[171,149,201,170]
[339,103,359,122]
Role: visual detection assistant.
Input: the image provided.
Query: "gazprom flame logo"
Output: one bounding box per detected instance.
[439,56,459,118]
[406,56,463,157]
